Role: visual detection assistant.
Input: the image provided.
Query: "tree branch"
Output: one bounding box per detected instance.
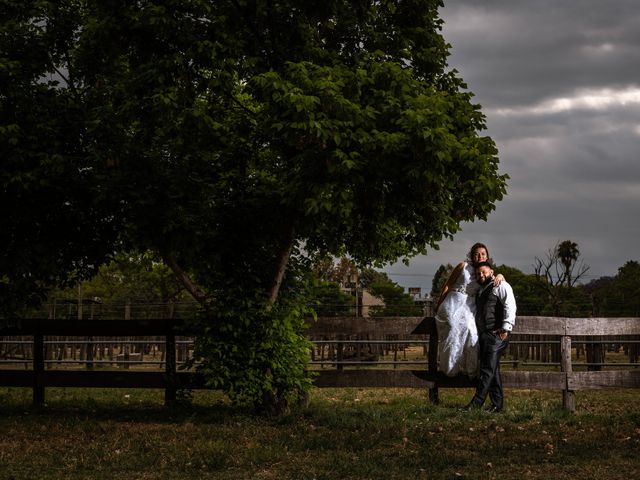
[162,251,214,311]
[533,245,591,316]
[568,261,590,287]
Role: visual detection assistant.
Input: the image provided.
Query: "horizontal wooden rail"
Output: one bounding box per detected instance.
[0,370,206,389]
[0,319,180,336]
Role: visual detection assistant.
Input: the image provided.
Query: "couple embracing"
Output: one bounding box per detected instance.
[434,243,517,412]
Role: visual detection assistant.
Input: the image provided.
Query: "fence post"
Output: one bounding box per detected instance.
[33,331,45,406]
[165,330,176,407]
[122,301,131,369]
[560,335,575,412]
[428,328,439,404]
[336,335,344,371]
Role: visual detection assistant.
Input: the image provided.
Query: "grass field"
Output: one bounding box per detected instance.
[1,386,639,479]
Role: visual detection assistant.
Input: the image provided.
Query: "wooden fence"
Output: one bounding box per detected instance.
[1,316,640,411]
[307,315,640,411]
[0,319,202,407]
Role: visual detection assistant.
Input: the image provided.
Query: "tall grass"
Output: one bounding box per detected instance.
[1,387,639,479]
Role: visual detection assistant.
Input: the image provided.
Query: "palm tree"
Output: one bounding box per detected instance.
[556,240,579,287]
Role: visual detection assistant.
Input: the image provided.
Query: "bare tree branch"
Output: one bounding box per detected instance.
[533,242,590,315]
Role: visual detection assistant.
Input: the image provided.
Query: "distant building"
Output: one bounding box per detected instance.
[339,272,385,317]
[360,289,386,317]
[407,287,435,316]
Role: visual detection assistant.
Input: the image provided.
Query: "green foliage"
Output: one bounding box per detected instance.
[493,263,591,317]
[493,264,546,316]
[367,281,423,316]
[588,261,640,316]
[56,251,188,305]
[310,256,359,287]
[0,0,119,315]
[557,240,580,287]
[309,259,421,317]
[492,258,640,318]
[190,291,315,414]
[308,281,355,317]
[41,250,198,319]
[556,286,591,317]
[361,268,422,316]
[431,262,454,297]
[533,241,590,316]
[2,1,508,410]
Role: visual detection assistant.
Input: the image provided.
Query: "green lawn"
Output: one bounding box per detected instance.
[1,386,639,479]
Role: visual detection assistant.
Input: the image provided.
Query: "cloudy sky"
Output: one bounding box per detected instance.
[386,0,640,295]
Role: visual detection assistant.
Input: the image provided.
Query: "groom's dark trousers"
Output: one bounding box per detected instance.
[470,330,510,408]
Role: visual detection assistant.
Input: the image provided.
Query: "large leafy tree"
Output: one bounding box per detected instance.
[1,0,508,411]
[1,0,121,314]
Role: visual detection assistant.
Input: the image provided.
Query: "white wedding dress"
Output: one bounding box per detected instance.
[435,262,480,377]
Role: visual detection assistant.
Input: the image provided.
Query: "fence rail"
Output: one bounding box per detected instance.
[1,316,640,411]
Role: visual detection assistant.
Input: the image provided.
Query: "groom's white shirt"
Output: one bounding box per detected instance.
[491,281,517,332]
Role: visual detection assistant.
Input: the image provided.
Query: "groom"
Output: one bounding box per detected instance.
[464,261,517,413]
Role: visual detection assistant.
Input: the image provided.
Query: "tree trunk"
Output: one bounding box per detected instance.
[266,224,296,308]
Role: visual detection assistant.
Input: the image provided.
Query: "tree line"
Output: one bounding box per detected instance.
[39,253,422,318]
[43,241,640,320]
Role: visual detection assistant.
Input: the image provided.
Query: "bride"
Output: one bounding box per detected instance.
[434,243,504,377]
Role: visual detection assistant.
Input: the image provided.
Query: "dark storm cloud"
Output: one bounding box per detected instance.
[442,0,640,107]
[385,0,640,294]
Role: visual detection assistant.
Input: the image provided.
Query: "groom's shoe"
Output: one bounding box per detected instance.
[460,402,481,412]
[484,404,503,413]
